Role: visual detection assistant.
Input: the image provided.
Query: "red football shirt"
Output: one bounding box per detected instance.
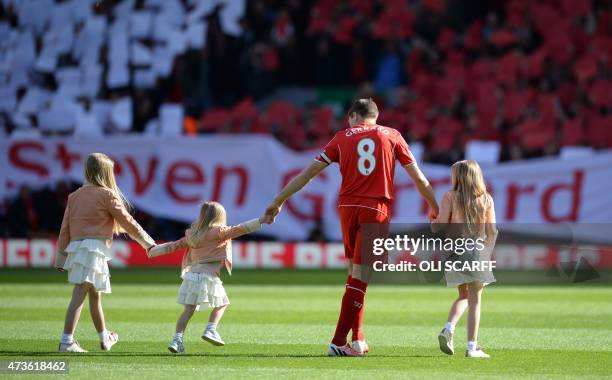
[316,123,414,205]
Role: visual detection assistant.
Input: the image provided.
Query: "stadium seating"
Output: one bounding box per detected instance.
[0,0,609,162]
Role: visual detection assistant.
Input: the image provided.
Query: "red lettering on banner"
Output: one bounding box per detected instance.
[295,243,323,268]
[544,247,559,267]
[109,241,131,267]
[30,240,55,267]
[282,169,326,221]
[8,142,49,177]
[165,161,205,203]
[126,157,158,195]
[7,240,29,267]
[234,242,258,268]
[212,166,249,206]
[108,155,123,176]
[597,246,612,267]
[505,184,536,220]
[326,244,347,268]
[392,177,451,216]
[523,245,549,269]
[55,144,81,172]
[260,242,289,268]
[541,170,583,222]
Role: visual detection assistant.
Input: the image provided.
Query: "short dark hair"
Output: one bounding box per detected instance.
[347,98,379,118]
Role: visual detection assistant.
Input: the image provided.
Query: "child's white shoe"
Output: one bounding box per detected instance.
[438,328,454,355]
[168,337,185,353]
[327,343,364,357]
[100,331,118,351]
[351,340,369,354]
[58,341,88,353]
[202,329,225,346]
[465,348,491,358]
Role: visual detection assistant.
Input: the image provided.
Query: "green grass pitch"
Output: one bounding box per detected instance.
[0,269,610,379]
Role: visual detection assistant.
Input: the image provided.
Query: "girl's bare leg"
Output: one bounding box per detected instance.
[467,282,485,342]
[176,305,197,334]
[208,305,227,325]
[88,287,106,333]
[63,284,89,335]
[446,284,469,328]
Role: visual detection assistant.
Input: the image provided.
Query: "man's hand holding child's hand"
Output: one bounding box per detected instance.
[259,215,274,225]
[146,244,157,258]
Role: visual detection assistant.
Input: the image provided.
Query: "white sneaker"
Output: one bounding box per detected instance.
[202,329,225,346]
[327,343,364,357]
[58,341,88,353]
[351,340,369,354]
[100,331,118,351]
[168,337,185,354]
[438,328,454,355]
[466,348,491,358]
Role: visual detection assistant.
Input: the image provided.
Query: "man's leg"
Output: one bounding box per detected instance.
[350,211,385,344]
[350,265,370,342]
[331,275,367,347]
[331,208,361,348]
[331,224,371,347]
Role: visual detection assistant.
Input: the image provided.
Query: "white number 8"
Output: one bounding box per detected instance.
[357,138,376,175]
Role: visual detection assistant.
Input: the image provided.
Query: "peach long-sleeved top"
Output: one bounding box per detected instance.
[56,185,155,256]
[148,219,262,275]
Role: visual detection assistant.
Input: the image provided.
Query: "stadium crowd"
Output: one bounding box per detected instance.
[1,0,611,238]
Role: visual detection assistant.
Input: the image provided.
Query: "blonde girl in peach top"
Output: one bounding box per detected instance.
[55,153,156,353]
[148,201,270,353]
[431,160,498,358]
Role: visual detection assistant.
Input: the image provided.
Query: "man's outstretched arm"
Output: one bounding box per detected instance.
[265,160,328,221]
[403,163,439,219]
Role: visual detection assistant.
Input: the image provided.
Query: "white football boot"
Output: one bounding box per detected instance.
[202,329,225,346]
[58,341,88,353]
[168,337,186,354]
[351,340,369,354]
[100,331,118,351]
[328,343,364,357]
[438,328,454,355]
[465,347,491,358]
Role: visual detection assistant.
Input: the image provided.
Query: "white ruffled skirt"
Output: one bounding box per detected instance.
[63,239,112,293]
[177,271,229,311]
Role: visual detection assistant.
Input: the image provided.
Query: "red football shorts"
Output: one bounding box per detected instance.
[338,203,390,266]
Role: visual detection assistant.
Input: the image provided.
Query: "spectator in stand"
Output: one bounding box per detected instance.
[7,185,41,238]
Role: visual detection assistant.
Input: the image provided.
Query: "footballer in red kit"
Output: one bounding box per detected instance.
[264,99,439,357]
[316,123,415,266]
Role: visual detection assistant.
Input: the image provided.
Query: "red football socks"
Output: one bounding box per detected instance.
[332,277,368,346]
[352,296,365,342]
[345,275,365,341]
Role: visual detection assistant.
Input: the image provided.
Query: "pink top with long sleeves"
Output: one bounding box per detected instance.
[148,220,261,275]
[54,185,154,268]
[57,185,155,251]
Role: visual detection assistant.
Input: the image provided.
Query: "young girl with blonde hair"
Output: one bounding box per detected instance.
[54,153,156,352]
[431,160,498,358]
[148,201,270,353]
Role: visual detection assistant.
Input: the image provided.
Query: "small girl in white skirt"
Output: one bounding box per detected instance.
[148,201,270,354]
[54,153,156,353]
[431,160,498,358]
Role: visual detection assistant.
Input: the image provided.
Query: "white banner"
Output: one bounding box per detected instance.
[2,136,612,241]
